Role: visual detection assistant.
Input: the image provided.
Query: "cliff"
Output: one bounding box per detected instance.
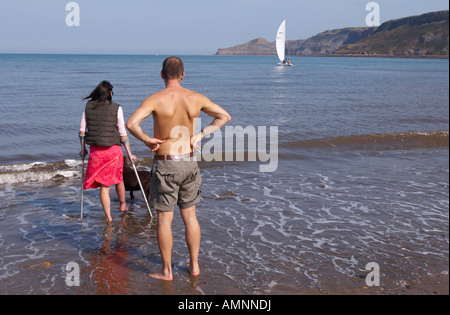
[336,10,449,57]
[215,38,275,55]
[215,10,449,58]
[288,27,375,56]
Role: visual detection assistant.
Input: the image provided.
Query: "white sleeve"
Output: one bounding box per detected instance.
[117,107,127,137]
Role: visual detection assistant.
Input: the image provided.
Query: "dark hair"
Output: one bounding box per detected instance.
[83,81,113,103]
[162,57,184,80]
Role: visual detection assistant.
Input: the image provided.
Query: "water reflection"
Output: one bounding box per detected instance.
[87,217,132,295]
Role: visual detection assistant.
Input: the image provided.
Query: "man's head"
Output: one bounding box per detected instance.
[161,56,184,80]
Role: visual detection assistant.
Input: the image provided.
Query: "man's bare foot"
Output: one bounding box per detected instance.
[188,262,200,276]
[149,270,173,281]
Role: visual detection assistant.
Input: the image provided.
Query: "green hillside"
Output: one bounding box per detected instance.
[336,10,449,58]
[216,10,449,58]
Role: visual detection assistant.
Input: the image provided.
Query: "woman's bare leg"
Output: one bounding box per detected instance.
[100,185,112,222]
[116,182,128,211]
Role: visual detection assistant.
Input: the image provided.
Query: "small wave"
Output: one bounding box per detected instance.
[0,158,154,185]
[281,131,449,151]
[0,162,47,172]
[0,169,79,185]
[0,160,81,185]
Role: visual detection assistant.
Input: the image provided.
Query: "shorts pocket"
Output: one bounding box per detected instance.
[155,169,176,194]
[178,168,202,207]
[185,168,202,191]
[192,168,202,187]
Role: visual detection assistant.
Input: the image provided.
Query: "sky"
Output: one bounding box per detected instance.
[0,0,448,55]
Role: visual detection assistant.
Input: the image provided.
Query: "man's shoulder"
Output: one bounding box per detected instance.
[141,87,208,109]
[141,91,163,105]
[156,87,206,100]
[183,88,206,99]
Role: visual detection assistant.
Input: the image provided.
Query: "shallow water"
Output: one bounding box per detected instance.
[0,55,448,294]
[0,147,448,294]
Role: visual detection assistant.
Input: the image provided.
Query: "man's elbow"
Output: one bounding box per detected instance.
[126,120,136,134]
[225,113,232,124]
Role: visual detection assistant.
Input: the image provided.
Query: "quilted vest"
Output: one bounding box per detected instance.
[85,101,121,147]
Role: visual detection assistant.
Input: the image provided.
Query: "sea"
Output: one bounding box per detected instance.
[0,54,448,295]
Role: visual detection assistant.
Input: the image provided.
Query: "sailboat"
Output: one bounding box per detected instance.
[276,20,292,66]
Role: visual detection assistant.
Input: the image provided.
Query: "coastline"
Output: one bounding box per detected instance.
[214,53,449,59]
[216,10,449,60]
[1,52,448,59]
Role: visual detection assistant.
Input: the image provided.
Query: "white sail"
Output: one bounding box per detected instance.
[276,20,286,62]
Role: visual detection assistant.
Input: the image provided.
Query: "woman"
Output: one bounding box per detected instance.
[79,81,134,222]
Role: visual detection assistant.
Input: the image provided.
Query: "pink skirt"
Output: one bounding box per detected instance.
[84,145,123,189]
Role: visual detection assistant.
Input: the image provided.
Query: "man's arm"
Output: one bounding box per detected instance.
[127,97,165,153]
[191,96,231,149]
[201,98,232,136]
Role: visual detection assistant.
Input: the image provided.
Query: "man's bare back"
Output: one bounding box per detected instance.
[127,75,230,156]
[148,86,205,155]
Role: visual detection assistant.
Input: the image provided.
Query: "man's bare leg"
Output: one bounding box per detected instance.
[149,211,174,281]
[180,205,201,276]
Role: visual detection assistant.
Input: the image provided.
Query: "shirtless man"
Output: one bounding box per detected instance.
[126,57,231,281]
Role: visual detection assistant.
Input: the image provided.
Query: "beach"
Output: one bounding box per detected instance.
[0,55,448,295]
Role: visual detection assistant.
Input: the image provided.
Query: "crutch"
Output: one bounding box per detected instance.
[79,134,86,219]
[121,138,153,219]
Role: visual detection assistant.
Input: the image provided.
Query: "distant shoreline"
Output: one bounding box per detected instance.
[213,54,450,59]
[216,10,449,60]
[1,53,448,60]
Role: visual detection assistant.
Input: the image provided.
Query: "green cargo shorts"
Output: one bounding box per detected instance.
[150,159,202,212]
